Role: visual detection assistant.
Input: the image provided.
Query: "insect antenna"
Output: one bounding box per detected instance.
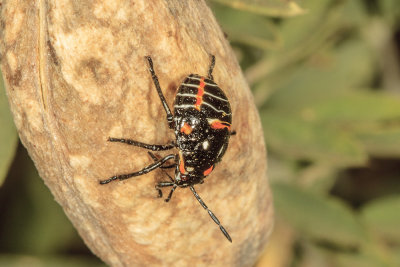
[189,186,232,242]
[145,56,174,127]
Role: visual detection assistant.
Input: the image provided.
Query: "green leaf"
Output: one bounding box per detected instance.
[246,0,336,86]
[380,0,400,26]
[277,0,332,52]
[262,112,367,167]
[265,40,375,112]
[211,0,305,17]
[248,3,373,94]
[393,247,400,266]
[0,71,18,186]
[277,0,367,54]
[362,195,400,242]
[301,242,388,267]
[333,253,389,267]
[299,163,338,193]
[341,0,369,27]
[306,92,400,123]
[356,128,400,157]
[295,91,400,157]
[212,4,281,50]
[263,88,400,159]
[272,183,366,247]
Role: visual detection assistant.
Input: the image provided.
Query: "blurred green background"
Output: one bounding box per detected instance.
[1,0,400,266]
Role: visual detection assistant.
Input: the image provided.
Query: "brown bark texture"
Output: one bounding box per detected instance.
[0,1,273,266]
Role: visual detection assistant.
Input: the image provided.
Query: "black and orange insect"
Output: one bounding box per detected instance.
[100,55,234,242]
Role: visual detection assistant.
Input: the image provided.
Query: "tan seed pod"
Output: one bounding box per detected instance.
[0,1,273,266]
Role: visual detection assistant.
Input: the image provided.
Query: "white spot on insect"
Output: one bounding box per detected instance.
[202,140,210,150]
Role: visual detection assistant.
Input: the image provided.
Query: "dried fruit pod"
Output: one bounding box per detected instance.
[0,1,273,266]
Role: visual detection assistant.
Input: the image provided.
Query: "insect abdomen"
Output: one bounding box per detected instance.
[174,74,232,123]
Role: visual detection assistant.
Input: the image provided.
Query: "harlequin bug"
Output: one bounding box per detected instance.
[100,55,235,242]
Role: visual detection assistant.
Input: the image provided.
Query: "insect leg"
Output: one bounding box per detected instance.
[165,184,177,202]
[108,137,175,151]
[155,182,177,202]
[207,54,216,80]
[155,181,175,198]
[190,186,232,242]
[145,56,174,128]
[147,151,176,169]
[100,154,175,184]
[148,151,177,199]
[230,130,236,136]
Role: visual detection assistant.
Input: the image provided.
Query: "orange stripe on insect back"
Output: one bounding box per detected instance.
[210,119,231,130]
[194,77,205,111]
